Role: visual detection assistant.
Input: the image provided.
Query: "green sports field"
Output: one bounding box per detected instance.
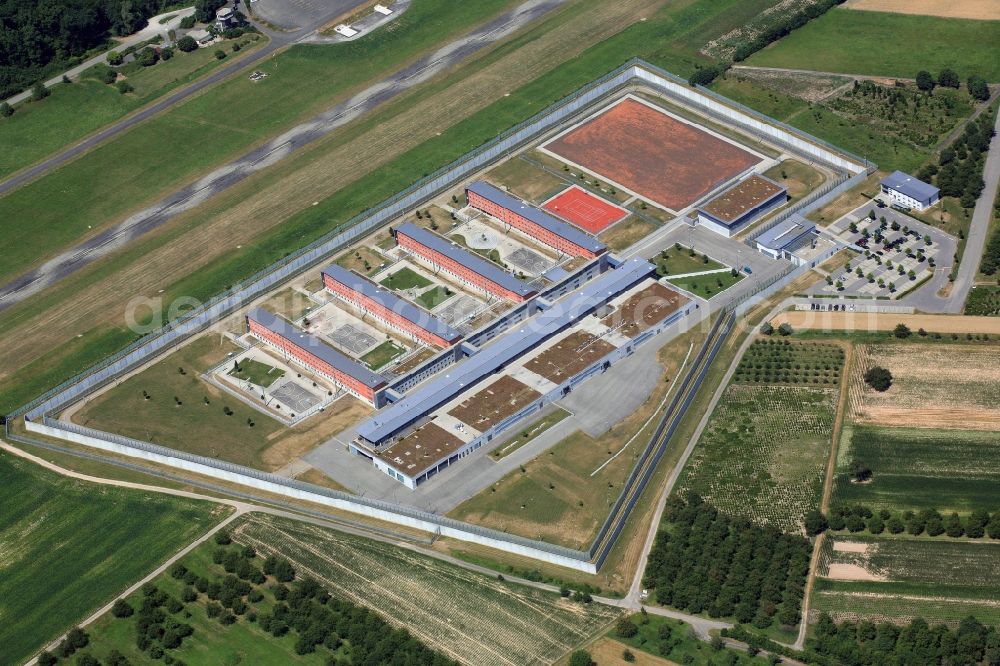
[0,455,225,665]
[746,9,1000,81]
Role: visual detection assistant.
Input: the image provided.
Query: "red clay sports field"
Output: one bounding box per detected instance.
[543,185,629,233]
[543,97,762,212]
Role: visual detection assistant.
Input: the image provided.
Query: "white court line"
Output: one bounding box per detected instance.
[589,341,694,477]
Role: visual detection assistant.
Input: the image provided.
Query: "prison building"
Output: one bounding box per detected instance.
[754,217,817,266]
[353,258,657,489]
[880,171,939,211]
[465,181,608,258]
[246,308,387,405]
[320,265,462,348]
[393,222,537,302]
[696,175,787,238]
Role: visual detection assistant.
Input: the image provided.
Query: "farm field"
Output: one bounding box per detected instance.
[72,335,371,470]
[814,536,1000,626]
[450,330,701,548]
[0,35,267,181]
[232,513,617,666]
[844,0,1000,21]
[0,455,226,665]
[832,425,1000,512]
[677,383,838,532]
[745,9,1000,81]
[849,343,1000,431]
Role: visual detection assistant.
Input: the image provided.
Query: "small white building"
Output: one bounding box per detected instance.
[216,7,236,29]
[755,217,817,266]
[880,171,939,211]
[188,28,213,45]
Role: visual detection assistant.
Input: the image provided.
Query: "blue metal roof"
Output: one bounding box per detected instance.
[395,222,536,298]
[355,257,655,444]
[321,264,462,343]
[247,307,386,389]
[881,171,939,203]
[467,181,607,254]
[754,217,816,252]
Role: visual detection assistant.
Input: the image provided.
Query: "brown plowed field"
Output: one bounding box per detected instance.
[544,97,761,211]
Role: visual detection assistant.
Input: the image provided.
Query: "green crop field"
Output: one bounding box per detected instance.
[833,426,1000,513]
[228,358,284,388]
[380,266,432,291]
[232,513,618,666]
[746,9,1000,81]
[678,383,839,532]
[814,536,1000,626]
[0,455,225,665]
[0,35,267,181]
[359,339,406,370]
[734,339,844,386]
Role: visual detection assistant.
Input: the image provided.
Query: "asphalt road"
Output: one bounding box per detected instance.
[0,0,567,312]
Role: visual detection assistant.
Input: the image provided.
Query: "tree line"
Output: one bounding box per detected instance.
[643,494,811,631]
[919,104,998,210]
[805,505,1000,539]
[916,68,991,102]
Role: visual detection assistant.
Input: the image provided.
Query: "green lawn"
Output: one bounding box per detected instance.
[415,285,454,310]
[0,0,520,288]
[379,266,432,291]
[359,339,406,370]
[228,358,284,388]
[0,35,266,181]
[611,613,770,665]
[746,9,1000,81]
[655,245,727,276]
[667,270,743,298]
[0,455,225,665]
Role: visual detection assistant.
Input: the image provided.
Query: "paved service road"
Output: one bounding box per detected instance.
[0,0,567,312]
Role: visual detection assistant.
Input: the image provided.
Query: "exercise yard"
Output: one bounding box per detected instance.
[542,185,629,233]
[228,358,285,388]
[543,96,762,211]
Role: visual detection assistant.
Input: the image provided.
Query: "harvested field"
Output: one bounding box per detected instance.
[543,97,761,211]
[845,0,1000,20]
[524,331,617,383]
[233,513,618,666]
[599,216,658,252]
[850,344,1000,430]
[448,375,541,431]
[772,311,1000,335]
[601,283,688,338]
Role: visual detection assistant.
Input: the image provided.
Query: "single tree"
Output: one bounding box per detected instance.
[0,102,13,117]
[804,509,828,536]
[31,82,50,101]
[177,35,198,52]
[864,366,893,391]
[851,459,873,482]
[915,70,935,92]
[107,50,123,66]
[937,68,960,89]
[893,322,911,338]
[777,322,793,336]
[968,75,990,101]
[760,322,774,336]
[569,650,593,666]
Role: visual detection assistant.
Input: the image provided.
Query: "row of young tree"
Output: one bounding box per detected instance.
[643,494,811,630]
[918,105,997,209]
[805,505,1000,539]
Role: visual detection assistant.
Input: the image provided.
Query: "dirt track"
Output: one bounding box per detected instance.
[773,311,1000,334]
[0,0,665,386]
[845,0,1000,20]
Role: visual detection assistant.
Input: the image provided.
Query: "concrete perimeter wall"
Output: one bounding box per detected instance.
[25,418,596,573]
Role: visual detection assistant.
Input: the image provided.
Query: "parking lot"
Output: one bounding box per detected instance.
[810,202,956,300]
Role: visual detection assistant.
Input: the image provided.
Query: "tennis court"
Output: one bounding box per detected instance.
[543,186,629,233]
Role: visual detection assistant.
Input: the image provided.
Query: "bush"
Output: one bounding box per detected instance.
[112,599,134,618]
[616,617,639,638]
[161,47,174,61]
[0,101,12,117]
[214,49,226,60]
[893,323,911,338]
[569,651,593,666]
[116,80,134,94]
[688,64,726,87]
[804,510,828,536]
[916,70,935,91]
[760,322,774,335]
[135,48,159,67]
[214,530,231,545]
[864,366,892,392]
[623,649,636,663]
[968,76,990,102]
[31,82,50,101]
[106,50,123,66]
[101,66,118,84]
[177,35,198,52]
[777,323,793,336]
[180,15,196,29]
